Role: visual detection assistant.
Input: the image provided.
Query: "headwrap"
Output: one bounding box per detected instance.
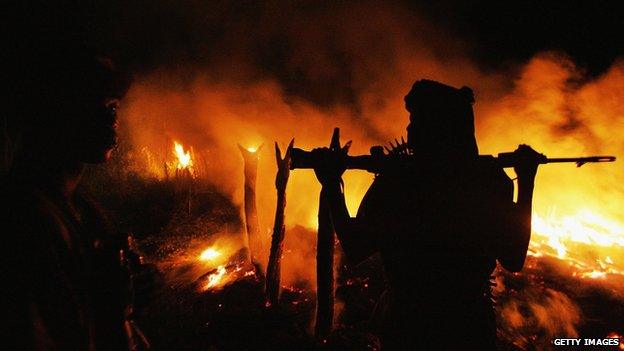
[404,80,478,158]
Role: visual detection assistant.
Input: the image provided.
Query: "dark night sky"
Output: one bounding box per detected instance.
[10,1,624,105]
[407,0,623,74]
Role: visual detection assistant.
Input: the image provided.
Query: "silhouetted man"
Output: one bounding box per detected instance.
[3,42,134,350]
[313,80,542,350]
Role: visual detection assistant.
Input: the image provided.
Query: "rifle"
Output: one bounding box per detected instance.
[290,134,615,173]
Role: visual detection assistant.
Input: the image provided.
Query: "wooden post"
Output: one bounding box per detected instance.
[315,188,335,339]
[238,144,263,264]
[266,139,294,306]
[315,128,350,339]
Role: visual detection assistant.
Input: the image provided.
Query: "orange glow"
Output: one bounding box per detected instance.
[193,237,258,291]
[155,234,257,292]
[121,48,624,293]
[200,264,257,292]
[530,208,624,278]
[194,238,237,267]
[579,270,607,279]
[173,141,195,176]
[199,247,221,261]
[606,332,624,350]
[205,265,227,289]
[533,210,624,249]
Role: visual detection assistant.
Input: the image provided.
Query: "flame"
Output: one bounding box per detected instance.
[173,141,195,176]
[529,208,624,278]
[578,270,607,279]
[533,210,624,248]
[200,263,257,291]
[121,47,624,301]
[205,265,227,289]
[188,237,258,292]
[199,247,221,261]
[247,146,257,153]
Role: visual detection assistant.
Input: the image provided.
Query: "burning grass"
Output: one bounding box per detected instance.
[79,141,624,350]
[77,94,624,350]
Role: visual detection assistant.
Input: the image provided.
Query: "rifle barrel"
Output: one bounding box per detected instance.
[545,156,616,164]
[493,152,615,168]
[290,147,616,173]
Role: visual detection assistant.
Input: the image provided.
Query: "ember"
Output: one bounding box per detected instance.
[204,265,227,289]
[200,264,257,292]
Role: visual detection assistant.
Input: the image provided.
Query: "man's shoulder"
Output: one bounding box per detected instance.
[475,159,512,182]
[5,184,48,218]
[369,171,406,192]
[472,159,514,199]
[4,184,70,241]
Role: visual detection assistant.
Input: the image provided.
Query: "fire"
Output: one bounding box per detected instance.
[200,263,257,292]
[205,265,227,289]
[121,52,624,331]
[199,247,221,261]
[173,141,195,176]
[578,271,607,279]
[191,238,258,292]
[533,210,624,249]
[194,238,239,268]
[529,208,624,278]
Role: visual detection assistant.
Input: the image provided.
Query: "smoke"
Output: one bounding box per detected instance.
[477,53,624,221]
[117,0,506,286]
[106,0,624,341]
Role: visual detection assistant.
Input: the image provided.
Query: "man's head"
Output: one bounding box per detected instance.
[404,80,478,159]
[62,54,129,163]
[11,42,130,165]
